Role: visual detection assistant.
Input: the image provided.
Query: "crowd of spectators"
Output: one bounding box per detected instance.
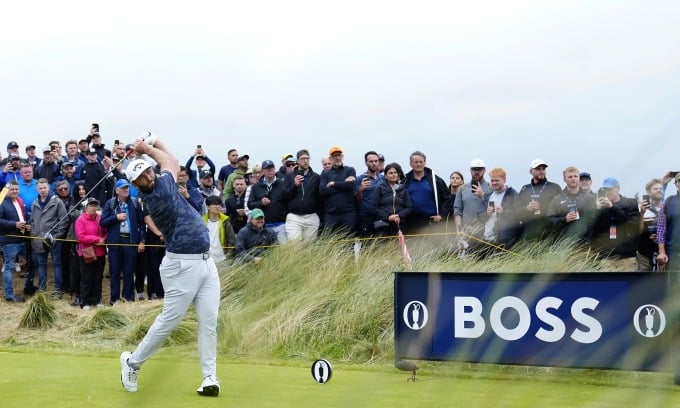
[1,123,679,304]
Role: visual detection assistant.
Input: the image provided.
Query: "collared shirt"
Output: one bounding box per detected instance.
[140,170,209,254]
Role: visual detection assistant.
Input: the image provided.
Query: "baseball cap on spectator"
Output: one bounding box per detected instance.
[469,159,486,168]
[199,170,213,179]
[26,145,36,151]
[87,148,97,154]
[530,159,548,169]
[83,197,100,206]
[261,160,276,169]
[115,179,130,189]
[602,177,620,189]
[238,154,250,161]
[579,172,591,180]
[125,144,134,151]
[61,161,74,169]
[250,208,265,219]
[378,154,385,162]
[329,146,343,155]
[8,153,20,160]
[78,139,89,144]
[281,153,294,162]
[42,146,52,153]
[7,141,19,149]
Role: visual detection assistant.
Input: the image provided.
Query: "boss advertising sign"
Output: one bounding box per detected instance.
[394,272,670,371]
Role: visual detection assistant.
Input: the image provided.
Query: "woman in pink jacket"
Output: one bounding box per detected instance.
[75,197,108,309]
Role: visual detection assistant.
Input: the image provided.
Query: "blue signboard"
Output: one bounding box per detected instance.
[394,272,671,371]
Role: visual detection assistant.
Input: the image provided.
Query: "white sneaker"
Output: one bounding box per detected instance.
[196,375,220,397]
[120,351,139,392]
[82,305,91,310]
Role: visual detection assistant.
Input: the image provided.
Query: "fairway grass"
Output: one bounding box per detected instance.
[3,239,680,407]
[2,350,679,408]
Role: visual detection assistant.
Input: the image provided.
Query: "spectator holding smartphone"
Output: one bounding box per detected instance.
[454,159,491,247]
[516,159,562,242]
[637,178,664,271]
[589,177,640,270]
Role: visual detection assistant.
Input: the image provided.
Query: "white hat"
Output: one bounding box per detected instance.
[530,159,548,169]
[126,159,153,182]
[469,159,486,168]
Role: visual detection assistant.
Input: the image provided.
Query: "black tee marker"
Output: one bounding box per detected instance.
[311,359,332,384]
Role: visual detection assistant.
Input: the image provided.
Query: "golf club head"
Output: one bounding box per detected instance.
[43,232,55,250]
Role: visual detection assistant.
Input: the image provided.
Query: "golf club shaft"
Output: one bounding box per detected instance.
[45,151,135,238]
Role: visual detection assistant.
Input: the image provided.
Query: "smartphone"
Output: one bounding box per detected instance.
[105,151,112,158]
[471,180,479,188]
[178,181,186,189]
[488,200,495,212]
[197,144,202,149]
[597,187,608,199]
[642,194,650,204]
[115,139,120,145]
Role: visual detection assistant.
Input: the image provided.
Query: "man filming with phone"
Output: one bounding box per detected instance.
[185,145,216,189]
[636,178,664,271]
[454,159,491,253]
[284,149,321,241]
[589,177,640,270]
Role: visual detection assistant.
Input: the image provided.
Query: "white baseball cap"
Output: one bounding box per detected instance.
[530,159,548,169]
[126,159,153,182]
[469,159,486,168]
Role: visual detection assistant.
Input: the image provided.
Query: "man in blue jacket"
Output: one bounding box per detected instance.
[0,181,28,302]
[101,178,146,304]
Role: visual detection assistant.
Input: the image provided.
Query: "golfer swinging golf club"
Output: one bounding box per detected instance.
[120,132,221,397]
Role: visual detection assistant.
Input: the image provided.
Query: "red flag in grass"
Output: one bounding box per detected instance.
[398,229,412,269]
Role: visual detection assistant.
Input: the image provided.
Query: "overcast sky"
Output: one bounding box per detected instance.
[1,0,678,196]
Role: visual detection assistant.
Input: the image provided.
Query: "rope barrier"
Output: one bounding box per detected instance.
[3,229,528,258]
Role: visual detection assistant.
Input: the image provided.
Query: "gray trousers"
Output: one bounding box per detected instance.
[129,252,220,378]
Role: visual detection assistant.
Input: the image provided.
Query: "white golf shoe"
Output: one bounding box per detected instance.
[196,375,220,397]
[120,351,139,392]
